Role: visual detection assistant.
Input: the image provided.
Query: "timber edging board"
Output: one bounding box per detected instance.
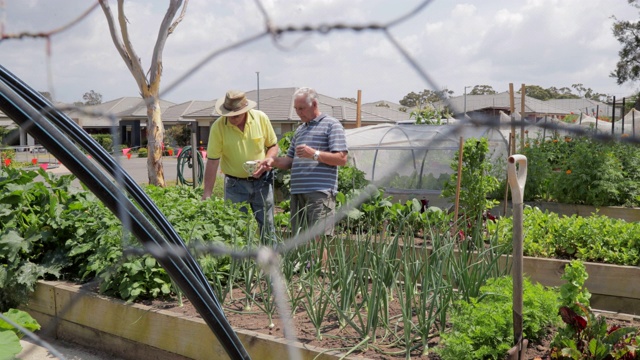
[523,201,640,222]
[24,281,364,360]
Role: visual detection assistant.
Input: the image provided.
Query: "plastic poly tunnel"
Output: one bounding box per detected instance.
[345,123,509,199]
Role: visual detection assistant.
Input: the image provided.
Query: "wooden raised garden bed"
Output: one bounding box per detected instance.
[23,253,640,360]
[24,281,360,360]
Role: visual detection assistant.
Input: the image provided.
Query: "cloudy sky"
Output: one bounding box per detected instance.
[0,0,637,106]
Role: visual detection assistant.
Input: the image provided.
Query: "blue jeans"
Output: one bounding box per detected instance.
[224,171,275,245]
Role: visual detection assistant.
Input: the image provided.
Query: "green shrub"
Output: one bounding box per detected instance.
[137,147,148,158]
[520,135,640,207]
[438,276,559,360]
[91,134,114,153]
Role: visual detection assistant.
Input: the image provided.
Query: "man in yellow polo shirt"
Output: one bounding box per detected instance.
[201,90,279,244]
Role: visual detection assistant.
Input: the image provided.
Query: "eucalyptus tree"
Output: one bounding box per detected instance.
[98,0,188,186]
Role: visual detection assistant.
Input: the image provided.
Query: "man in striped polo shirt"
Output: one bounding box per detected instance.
[261,87,348,247]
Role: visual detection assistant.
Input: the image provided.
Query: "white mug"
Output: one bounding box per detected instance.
[242,160,259,175]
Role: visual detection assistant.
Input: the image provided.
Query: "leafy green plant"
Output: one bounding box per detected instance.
[1,167,257,304]
[558,260,591,311]
[550,304,639,360]
[100,255,172,301]
[0,168,81,310]
[438,276,559,360]
[0,308,41,359]
[550,261,638,359]
[441,137,500,222]
[338,164,368,194]
[490,206,640,266]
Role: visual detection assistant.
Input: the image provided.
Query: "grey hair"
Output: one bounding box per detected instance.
[294,87,318,106]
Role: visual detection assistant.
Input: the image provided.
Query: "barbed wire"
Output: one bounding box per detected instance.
[2,1,639,359]
[0,1,99,42]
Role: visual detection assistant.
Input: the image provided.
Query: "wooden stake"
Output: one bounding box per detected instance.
[453,136,464,236]
[520,84,526,151]
[503,134,513,216]
[356,90,362,128]
[509,83,516,155]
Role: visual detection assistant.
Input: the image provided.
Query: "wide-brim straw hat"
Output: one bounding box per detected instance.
[215,90,257,117]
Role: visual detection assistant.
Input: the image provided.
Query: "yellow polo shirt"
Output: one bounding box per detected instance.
[206,109,277,178]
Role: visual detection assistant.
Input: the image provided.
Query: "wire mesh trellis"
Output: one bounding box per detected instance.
[1,1,640,360]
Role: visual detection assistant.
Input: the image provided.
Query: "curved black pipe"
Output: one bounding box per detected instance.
[0,65,250,359]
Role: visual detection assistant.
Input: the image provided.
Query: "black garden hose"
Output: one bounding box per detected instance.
[0,64,250,359]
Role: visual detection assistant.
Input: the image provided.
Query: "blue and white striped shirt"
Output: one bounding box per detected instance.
[287,114,348,195]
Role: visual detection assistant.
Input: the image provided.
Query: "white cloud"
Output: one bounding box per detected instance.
[494,9,524,27]
[0,0,638,105]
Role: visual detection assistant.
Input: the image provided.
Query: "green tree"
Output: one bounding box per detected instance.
[339,97,356,103]
[399,88,453,108]
[611,0,640,85]
[82,90,103,105]
[469,85,497,95]
[570,83,607,101]
[520,85,553,101]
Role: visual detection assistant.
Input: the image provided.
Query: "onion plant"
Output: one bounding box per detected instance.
[299,272,331,340]
[248,270,276,329]
[239,258,258,311]
[445,215,510,302]
[326,233,360,330]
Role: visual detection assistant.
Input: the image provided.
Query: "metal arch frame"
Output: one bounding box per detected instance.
[370,125,416,182]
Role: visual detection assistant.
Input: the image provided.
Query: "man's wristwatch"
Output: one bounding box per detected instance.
[313,150,320,161]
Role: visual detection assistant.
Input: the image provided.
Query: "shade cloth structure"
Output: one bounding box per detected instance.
[614,108,640,136]
[576,114,613,134]
[345,122,509,197]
